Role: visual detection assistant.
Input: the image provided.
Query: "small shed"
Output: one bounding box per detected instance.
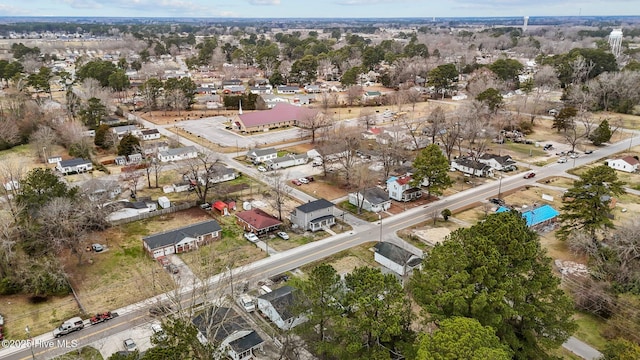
[213,201,229,216]
[158,196,171,209]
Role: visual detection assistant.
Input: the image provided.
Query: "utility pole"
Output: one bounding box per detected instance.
[378,213,383,242]
[498,175,503,199]
[25,326,35,360]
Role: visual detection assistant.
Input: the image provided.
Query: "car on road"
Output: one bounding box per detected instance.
[123,338,138,352]
[570,153,578,159]
[277,231,289,240]
[257,166,267,172]
[244,232,259,243]
[584,149,594,154]
[557,157,567,163]
[489,198,505,206]
[92,243,104,252]
[298,177,309,184]
[523,172,536,179]
[291,179,302,186]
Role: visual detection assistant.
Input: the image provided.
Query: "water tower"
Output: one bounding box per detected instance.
[608,29,623,58]
[523,16,529,32]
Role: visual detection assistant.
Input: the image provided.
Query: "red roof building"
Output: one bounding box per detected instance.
[236,208,283,235]
[213,201,229,216]
[235,103,319,133]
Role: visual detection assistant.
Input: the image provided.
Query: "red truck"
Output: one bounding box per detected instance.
[90,311,115,325]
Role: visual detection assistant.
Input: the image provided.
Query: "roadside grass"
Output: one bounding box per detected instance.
[538,176,576,189]
[337,200,380,222]
[53,346,103,360]
[1,294,80,339]
[548,347,583,360]
[503,142,547,159]
[572,312,608,351]
[297,243,378,275]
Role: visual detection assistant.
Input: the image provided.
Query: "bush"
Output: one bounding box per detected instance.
[0,277,22,295]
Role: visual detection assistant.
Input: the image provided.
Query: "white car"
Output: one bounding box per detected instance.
[298,177,309,184]
[557,157,567,163]
[123,338,138,352]
[151,323,167,341]
[244,233,259,243]
[257,166,267,172]
[277,231,289,240]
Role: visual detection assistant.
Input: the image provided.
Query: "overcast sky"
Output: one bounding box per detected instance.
[0,0,636,18]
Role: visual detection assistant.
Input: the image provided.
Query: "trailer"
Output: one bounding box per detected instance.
[90,311,117,325]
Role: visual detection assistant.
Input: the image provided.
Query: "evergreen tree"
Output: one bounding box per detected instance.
[589,119,613,146]
[410,211,577,359]
[411,144,454,199]
[117,134,141,156]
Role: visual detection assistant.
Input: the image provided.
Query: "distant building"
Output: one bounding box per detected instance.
[158,146,198,162]
[607,156,639,173]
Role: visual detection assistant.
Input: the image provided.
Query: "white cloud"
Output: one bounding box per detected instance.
[61,0,102,9]
[335,0,417,5]
[248,0,281,5]
[0,4,30,15]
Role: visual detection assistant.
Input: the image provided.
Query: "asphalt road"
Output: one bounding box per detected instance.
[6,118,631,359]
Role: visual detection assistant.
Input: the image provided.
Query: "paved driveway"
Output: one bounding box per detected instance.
[90,321,157,358]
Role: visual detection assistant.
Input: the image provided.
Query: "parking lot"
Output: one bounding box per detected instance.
[90,321,157,358]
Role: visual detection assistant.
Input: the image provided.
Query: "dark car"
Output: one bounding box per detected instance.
[305,176,315,182]
[270,274,290,283]
[489,198,505,206]
[523,172,536,179]
[584,150,594,154]
[166,264,179,274]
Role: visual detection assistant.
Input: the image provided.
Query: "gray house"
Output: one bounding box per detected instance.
[266,153,308,170]
[56,158,92,175]
[374,242,422,277]
[477,153,516,171]
[142,220,221,258]
[192,307,264,360]
[256,286,306,330]
[246,148,277,164]
[348,187,391,213]
[290,199,335,232]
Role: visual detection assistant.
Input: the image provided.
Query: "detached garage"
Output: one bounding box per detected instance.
[143,220,222,258]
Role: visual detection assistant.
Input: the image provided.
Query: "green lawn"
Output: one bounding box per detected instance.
[573,312,608,351]
[337,200,380,222]
[503,141,547,159]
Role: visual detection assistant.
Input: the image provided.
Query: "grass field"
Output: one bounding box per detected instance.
[53,346,103,360]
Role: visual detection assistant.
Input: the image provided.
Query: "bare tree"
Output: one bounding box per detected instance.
[318,91,338,113]
[352,163,377,214]
[571,56,596,86]
[359,108,376,130]
[334,128,361,186]
[300,111,330,144]
[120,166,144,198]
[425,106,446,145]
[398,115,423,151]
[345,85,362,107]
[183,153,221,203]
[266,169,292,221]
[564,122,587,153]
[30,126,57,162]
[406,87,422,113]
[0,160,25,222]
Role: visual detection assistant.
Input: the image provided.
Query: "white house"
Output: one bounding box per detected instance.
[363,90,382,101]
[111,125,141,139]
[57,158,93,175]
[374,242,423,277]
[246,148,277,164]
[140,129,161,141]
[158,146,198,162]
[142,220,221,258]
[348,187,391,213]
[277,86,301,94]
[607,156,639,173]
[451,157,494,177]
[201,164,237,184]
[387,175,422,202]
[256,286,306,330]
[249,85,273,94]
[143,141,169,156]
[47,155,63,164]
[477,153,516,171]
[266,153,308,170]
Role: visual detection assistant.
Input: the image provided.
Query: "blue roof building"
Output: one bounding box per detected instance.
[496,204,560,228]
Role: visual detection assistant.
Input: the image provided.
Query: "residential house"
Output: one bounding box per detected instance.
[142,220,222,258]
[256,94,290,109]
[142,141,169,156]
[192,307,264,360]
[362,90,382,102]
[276,85,301,94]
[128,153,143,163]
[112,125,141,139]
[203,164,237,184]
[387,175,422,202]
[292,94,314,105]
[257,286,306,330]
[451,157,494,177]
[140,129,161,141]
[478,153,516,171]
[348,187,391,213]
[361,127,382,140]
[222,79,243,87]
[496,204,559,230]
[114,156,127,166]
[249,85,273,94]
[57,158,93,175]
[80,178,121,202]
[246,148,278,164]
[236,208,283,235]
[374,242,422,277]
[158,146,198,162]
[290,199,336,232]
[223,85,247,95]
[266,153,308,170]
[304,84,321,93]
[607,156,639,173]
[234,103,319,133]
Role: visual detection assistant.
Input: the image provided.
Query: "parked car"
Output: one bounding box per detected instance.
[123,338,138,352]
[489,198,505,206]
[270,274,290,283]
[151,323,167,341]
[257,166,267,172]
[584,149,594,154]
[305,176,315,182]
[291,179,302,186]
[523,172,536,179]
[570,153,578,159]
[244,232,259,243]
[166,264,179,274]
[557,157,567,163]
[199,202,212,211]
[277,231,289,240]
[543,144,553,151]
[92,243,104,252]
[298,177,309,184]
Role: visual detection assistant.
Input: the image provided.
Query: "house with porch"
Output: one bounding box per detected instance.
[236,208,282,235]
[266,153,308,170]
[140,129,161,141]
[290,199,335,232]
[348,187,391,213]
[450,157,494,177]
[257,286,306,330]
[142,220,221,258]
[111,125,141,139]
[387,175,422,202]
[477,153,516,171]
[192,307,264,360]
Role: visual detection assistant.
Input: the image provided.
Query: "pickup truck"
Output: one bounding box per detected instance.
[53,317,84,337]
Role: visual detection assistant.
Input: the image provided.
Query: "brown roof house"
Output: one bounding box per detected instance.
[234,103,319,133]
[236,208,282,235]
